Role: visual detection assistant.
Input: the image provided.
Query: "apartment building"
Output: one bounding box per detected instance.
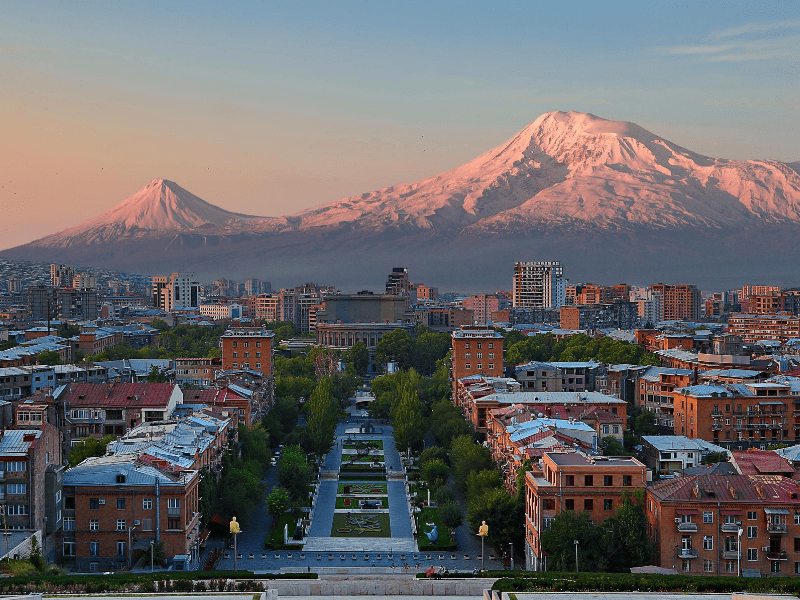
[641,435,729,476]
[524,451,647,570]
[560,301,640,331]
[219,328,274,377]
[62,455,201,571]
[450,327,504,396]
[728,314,800,344]
[648,284,701,321]
[671,381,797,450]
[174,357,221,388]
[513,262,566,309]
[646,474,800,576]
[637,367,695,429]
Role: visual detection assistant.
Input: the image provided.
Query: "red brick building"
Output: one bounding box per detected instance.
[450,327,504,395]
[727,314,800,344]
[646,474,800,577]
[220,328,274,375]
[524,451,647,570]
[648,284,701,321]
[62,454,201,571]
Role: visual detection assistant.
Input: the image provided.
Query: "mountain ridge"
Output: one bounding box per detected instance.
[5,110,800,289]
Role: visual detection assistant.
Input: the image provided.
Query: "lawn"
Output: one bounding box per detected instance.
[416,507,456,551]
[335,496,388,509]
[337,482,387,495]
[342,439,383,450]
[341,454,384,463]
[331,512,391,537]
[264,511,304,549]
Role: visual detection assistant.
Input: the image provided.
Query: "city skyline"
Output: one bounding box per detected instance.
[2,1,799,249]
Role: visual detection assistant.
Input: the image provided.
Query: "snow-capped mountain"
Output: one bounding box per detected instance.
[5,111,800,289]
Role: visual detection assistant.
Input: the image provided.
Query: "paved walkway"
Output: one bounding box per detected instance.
[216,396,505,573]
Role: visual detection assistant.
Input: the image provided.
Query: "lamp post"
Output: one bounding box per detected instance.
[478,520,488,572]
[509,542,514,571]
[150,540,154,572]
[230,516,241,572]
[127,525,136,569]
[574,539,579,572]
[737,527,743,577]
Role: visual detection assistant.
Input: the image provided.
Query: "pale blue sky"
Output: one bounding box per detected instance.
[1,1,798,247]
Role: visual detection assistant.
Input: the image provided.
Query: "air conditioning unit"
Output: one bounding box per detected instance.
[134,520,141,526]
[762,546,769,552]
[98,499,106,505]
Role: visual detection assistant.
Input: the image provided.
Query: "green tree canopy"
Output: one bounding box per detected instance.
[375,329,415,369]
[392,378,425,452]
[449,434,493,491]
[68,435,116,467]
[303,377,339,459]
[439,501,464,531]
[599,435,626,456]
[266,487,290,526]
[36,350,62,365]
[467,487,523,552]
[278,445,313,505]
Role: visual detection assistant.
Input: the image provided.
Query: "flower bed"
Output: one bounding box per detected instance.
[331,512,391,537]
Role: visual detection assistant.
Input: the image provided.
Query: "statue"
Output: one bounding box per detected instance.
[478,520,488,537]
[229,516,240,535]
[424,522,439,544]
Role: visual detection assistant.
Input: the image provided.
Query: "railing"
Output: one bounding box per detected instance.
[767,522,788,533]
[167,508,181,517]
[722,550,741,560]
[767,550,787,560]
[678,548,698,558]
[721,523,741,532]
[712,423,722,430]
[677,522,698,532]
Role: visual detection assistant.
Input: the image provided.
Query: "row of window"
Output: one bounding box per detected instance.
[0,462,26,473]
[230,341,262,348]
[545,498,617,514]
[463,342,494,349]
[463,353,495,360]
[88,497,178,510]
[64,517,156,532]
[686,558,794,574]
[231,362,262,369]
[463,363,495,371]
[682,511,800,525]
[562,474,633,486]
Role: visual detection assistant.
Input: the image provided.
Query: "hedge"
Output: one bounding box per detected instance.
[490,571,800,594]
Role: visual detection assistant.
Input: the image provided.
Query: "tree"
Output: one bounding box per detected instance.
[702,451,729,464]
[419,445,449,466]
[219,467,264,526]
[392,379,425,452]
[421,459,449,488]
[146,364,168,382]
[412,330,451,376]
[238,425,271,477]
[375,329,415,369]
[600,490,655,572]
[599,436,626,456]
[466,469,503,500]
[434,484,455,505]
[278,445,313,505]
[68,435,116,466]
[449,435,492,491]
[439,501,464,531]
[344,341,369,377]
[303,377,338,459]
[146,540,166,566]
[266,487,290,526]
[467,488,523,552]
[540,510,604,571]
[36,350,61,365]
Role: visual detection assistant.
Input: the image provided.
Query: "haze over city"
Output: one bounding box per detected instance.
[2,1,799,249]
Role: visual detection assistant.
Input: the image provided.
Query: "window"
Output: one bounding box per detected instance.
[464,342,470,349]
[142,498,152,510]
[90,541,99,557]
[584,475,593,486]
[6,484,25,495]
[703,559,713,572]
[116,519,126,531]
[703,511,713,524]
[703,536,713,550]
[116,541,126,557]
[476,364,482,370]
[488,342,494,348]
[116,498,125,510]
[488,353,494,359]
[604,475,613,486]
[622,475,632,486]
[747,526,757,539]
[255,352,261,358]
[256,341,261,347]
[723,514,736,525]
[465,363,470,370]
[142,518,153,531]
[7,505,27,516]
[681,535,692,550]
[4,462,25,472]
[89,498,99,510]
[565,499,575,511]
[63,517,75,531]
[681,560,691,572]
[232,352,238,358]
[795,512,800,525]
[604,499,613,510]
[488,363,494,370]
[476,353,482,359]
[63,541,75,557]
[584,498,593,511]
[564,475,575,486]
[748,511,758,521]
[232,341,237,348]
[795,561,800,575]
[726,560,736,573]
[89,562,98,572]
[465,353,471,359]
[90,520,99,531]
[748,548,758,561]
[771,560,782,574]
[477,342,482,349]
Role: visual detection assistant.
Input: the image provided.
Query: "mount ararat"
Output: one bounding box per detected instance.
[5,111,800,290]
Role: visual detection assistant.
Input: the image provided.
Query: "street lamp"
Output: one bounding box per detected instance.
[150,540,154,572]
[737,527,743,577]
[509,542,514,571]
[127,526,137,569]
[574,539,579,572]
[478,520,489,572]
[230,516,241,572]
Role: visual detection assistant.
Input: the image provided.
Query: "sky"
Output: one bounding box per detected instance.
[1,1,799,249]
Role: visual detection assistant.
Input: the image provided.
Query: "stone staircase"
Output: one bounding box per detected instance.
[303,536,418,553]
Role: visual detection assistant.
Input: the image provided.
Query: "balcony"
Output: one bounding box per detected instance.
[167,508,181,517]
[767,550,788,560]
[677,548,698,559]
[677,522,698,532]
[767,522,788,534]
[722,550,741,560]
[721,523,741,533]
[712,423,722,431]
